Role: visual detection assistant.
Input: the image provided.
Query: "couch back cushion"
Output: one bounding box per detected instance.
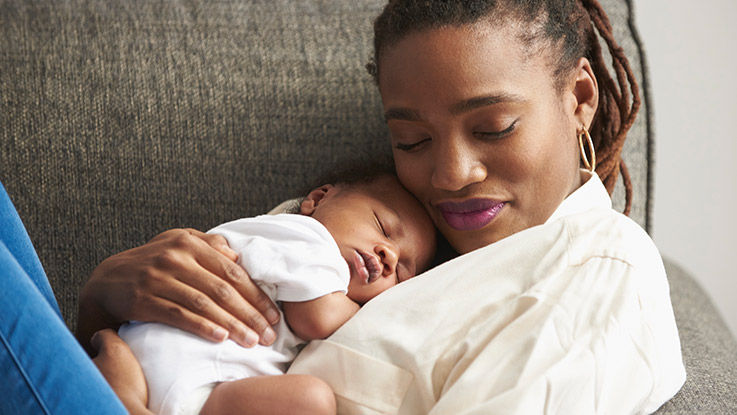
[0,0,651,326]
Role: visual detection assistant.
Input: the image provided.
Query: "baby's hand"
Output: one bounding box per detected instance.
[91,329,152,415]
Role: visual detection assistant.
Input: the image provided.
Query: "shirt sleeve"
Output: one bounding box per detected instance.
[208,215,349,302]
[428,255,686,415]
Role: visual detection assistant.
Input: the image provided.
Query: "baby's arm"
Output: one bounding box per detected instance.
[282,293,360,340]
[91,329,152,415]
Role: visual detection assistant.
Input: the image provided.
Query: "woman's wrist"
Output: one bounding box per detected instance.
[76,281,120,354]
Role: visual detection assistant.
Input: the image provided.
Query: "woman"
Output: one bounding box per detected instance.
[3,0,684,413]
[281,1,685,412]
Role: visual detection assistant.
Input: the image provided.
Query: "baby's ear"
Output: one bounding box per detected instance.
[300,184,335,216]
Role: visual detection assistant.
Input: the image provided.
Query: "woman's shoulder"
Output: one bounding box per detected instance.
[560,206,662,272]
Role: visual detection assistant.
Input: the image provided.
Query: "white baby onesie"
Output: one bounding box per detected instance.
[119,214,349,415]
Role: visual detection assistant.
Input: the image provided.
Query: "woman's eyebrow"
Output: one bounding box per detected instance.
[449,93,525,115]
[384,93,525,121]
[384,107,422,122]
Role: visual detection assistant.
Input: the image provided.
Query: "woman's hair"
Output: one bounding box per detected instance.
[367,0,640,215]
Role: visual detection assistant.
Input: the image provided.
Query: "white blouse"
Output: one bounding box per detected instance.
[288,171,686,414]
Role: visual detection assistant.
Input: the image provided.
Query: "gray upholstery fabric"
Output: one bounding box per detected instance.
[1,0,735,412]
[655,260,737,414]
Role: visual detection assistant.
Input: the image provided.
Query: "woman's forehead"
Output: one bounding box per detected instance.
[380,22,529,70]
[377,23,554,108]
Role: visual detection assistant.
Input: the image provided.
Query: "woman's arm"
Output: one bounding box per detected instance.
[76,228,282,353]
[428,257,685,415]
[282,293,360,341]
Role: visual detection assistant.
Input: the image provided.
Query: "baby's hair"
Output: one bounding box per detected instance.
[367,0,639,215]
[279,160,396,215]
[300,157,397,198]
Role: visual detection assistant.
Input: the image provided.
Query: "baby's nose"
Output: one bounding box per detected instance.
[376,243,399,277]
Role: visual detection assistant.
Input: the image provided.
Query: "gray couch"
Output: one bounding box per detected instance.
[1,0,735,412]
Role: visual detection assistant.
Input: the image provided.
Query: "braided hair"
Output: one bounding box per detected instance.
[367,0,640,215]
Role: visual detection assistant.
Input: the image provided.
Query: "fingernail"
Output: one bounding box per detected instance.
[265,309,280,324]
[245,330,260,347]
[213,327,229,342]
[260,327,276,345]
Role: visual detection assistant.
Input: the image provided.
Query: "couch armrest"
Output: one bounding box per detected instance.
[655,258,737,413]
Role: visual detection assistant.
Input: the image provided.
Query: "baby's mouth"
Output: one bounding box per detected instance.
[349,250,382,284]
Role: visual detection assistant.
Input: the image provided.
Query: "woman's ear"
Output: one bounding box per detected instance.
[299,184,335,216]
[569,57,599,129]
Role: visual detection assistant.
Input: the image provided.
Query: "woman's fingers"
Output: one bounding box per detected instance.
[190,245,281,334]
[167,230,280,345]
[144,230,278,346]
[181,229,240,262]
[151,272,263,347]
[187,228,281,327]
[78,227,281,350]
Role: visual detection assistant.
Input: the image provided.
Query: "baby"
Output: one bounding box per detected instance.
[116,172,437,415]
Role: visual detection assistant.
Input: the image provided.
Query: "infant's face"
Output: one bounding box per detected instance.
[305,175,436,304]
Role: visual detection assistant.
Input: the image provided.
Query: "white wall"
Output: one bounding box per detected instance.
[634,0,737,337]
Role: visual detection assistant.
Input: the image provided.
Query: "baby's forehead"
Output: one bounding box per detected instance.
[358,179,431,229]
[339,174,399,196]
[349,177,409,207]
[355,173,403,192]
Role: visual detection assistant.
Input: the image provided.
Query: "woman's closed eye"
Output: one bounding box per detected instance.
[473,118,519,140]
[394,137,430,152]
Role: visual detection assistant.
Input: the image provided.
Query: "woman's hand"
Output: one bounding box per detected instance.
[77,228,281,352]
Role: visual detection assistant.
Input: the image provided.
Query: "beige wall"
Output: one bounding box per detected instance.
[635,0,737,336]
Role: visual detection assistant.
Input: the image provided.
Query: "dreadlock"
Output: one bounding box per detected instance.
[367,0,640,215]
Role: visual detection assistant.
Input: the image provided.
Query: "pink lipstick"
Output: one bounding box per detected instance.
[435,198,505,231]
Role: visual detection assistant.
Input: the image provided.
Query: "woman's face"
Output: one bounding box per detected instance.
[378,22,596,253]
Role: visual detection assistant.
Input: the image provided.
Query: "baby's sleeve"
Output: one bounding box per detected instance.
[209,214,350,303]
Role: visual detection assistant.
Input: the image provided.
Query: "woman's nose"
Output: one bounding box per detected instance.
[430,135,487,191]
[375,243,398,278]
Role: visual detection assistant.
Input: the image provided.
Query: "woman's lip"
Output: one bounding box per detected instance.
[435,198,505,231]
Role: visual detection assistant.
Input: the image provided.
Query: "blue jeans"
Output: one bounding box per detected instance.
[0,182,126,414]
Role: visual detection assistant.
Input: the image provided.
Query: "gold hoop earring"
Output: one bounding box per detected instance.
[578,127,596,172]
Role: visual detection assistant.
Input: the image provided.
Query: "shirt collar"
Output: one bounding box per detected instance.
[545,170,612,225]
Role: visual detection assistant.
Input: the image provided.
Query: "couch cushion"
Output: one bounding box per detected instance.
[655,259,737,414]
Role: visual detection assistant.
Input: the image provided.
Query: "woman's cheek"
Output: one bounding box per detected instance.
[393,153,426,196]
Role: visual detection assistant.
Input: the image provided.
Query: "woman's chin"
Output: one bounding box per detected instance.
[438,216,519,254]
[443,228,505,254]
[443,217,536,254]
